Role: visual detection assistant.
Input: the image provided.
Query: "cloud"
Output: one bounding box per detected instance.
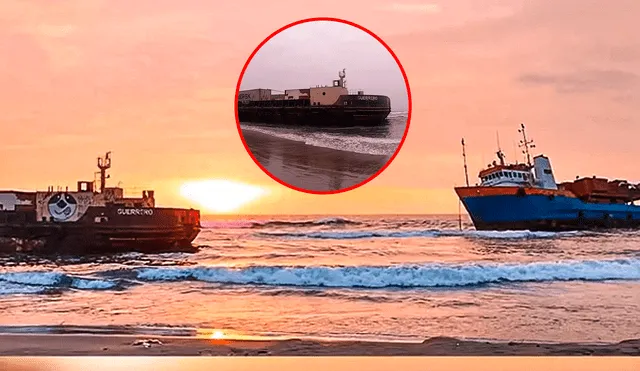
[1,134,99,151]
[518,70,639,94]
[382,3,441,14]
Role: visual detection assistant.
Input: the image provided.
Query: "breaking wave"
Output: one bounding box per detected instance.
[3,258,639,295]
[240,126,401,156]
[0,272,122,295]
[256,229,585,240]
[201,217,360,230]
[249,217,361,229]
[133,258,640,288]
[387,111,408,118]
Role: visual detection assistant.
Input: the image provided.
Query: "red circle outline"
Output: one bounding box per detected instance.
[235,17,412,195]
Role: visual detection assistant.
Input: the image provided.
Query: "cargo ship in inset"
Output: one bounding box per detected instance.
[237,69,392,127]
[455,124,640,231]
[0,152,201,255]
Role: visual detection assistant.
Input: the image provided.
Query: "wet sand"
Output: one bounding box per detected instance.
[3,358,640,371]
[240,129,390,192]
[1,334,639,356]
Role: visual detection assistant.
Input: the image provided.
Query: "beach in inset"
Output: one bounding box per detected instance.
[240,112,406,191]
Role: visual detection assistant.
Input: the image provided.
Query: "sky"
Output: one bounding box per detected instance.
[239,20,409,112]
[1,0,639,215]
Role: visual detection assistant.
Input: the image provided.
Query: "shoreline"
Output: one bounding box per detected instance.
[0,325,625,346]
[240,125,397,158]
[0,333,638,356]
[240,128,390,192]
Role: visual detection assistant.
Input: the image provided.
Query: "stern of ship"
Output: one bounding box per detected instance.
[83,206,202,254]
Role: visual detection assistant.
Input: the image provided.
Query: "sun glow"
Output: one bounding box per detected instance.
[210,330,225,339]
[180,180,268,213]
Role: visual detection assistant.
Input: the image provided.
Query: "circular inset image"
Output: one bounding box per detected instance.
[235,18,411,194]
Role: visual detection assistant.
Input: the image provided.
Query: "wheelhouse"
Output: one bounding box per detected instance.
[479,164,533,187]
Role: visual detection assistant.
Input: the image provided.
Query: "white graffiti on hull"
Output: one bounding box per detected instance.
[117,208,154,216]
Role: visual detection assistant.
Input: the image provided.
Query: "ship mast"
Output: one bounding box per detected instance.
[338,69,346,88]
[97,151,112,193]
[496,131,506,166]
[518,123,536,167]
[461,138,470,187]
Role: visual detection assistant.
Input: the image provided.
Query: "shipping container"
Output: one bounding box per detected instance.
[562,177,640,203]
[238,89,271,102]
[284,89,310,99]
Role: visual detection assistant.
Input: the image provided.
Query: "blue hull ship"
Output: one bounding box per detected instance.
[455,124,640,231]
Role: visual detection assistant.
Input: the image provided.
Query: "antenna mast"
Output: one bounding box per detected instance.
[496,130,506,166]
[461,138,470,187]
[518,123,536,167]
[338,68,346,88]
[97,151,112,193]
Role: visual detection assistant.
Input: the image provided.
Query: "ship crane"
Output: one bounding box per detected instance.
[97,151,112,193]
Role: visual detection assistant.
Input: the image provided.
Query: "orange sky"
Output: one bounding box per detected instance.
[1,0,638,215]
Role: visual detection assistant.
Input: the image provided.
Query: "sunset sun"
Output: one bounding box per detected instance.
[180,180,268,213]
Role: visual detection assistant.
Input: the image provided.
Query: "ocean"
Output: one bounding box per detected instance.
[239,111,408,191]
[1,214,639,344]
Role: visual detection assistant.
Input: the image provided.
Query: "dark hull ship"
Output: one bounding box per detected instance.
[237,69,392,127]
[0,152,201,255]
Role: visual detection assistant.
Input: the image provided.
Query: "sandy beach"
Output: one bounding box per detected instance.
[240,128,391,191]
[0,333,639,356]
[3,357,640,371]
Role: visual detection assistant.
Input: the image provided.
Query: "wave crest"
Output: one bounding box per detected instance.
[256,229,584,240]
[0,272,122,295]
[133,258,640,288]
[241,126,400,156]
[2,258,638,295]
[250,217,360,229]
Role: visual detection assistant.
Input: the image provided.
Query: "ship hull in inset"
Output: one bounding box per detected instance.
[237,95,392,127]
[455,186,640,231]
[0,206,201,255]
[238,106,391,127]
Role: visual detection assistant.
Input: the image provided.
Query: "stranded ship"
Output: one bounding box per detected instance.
[455,124,640,231]
[0,152,201,255]
[237,69,392,127]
